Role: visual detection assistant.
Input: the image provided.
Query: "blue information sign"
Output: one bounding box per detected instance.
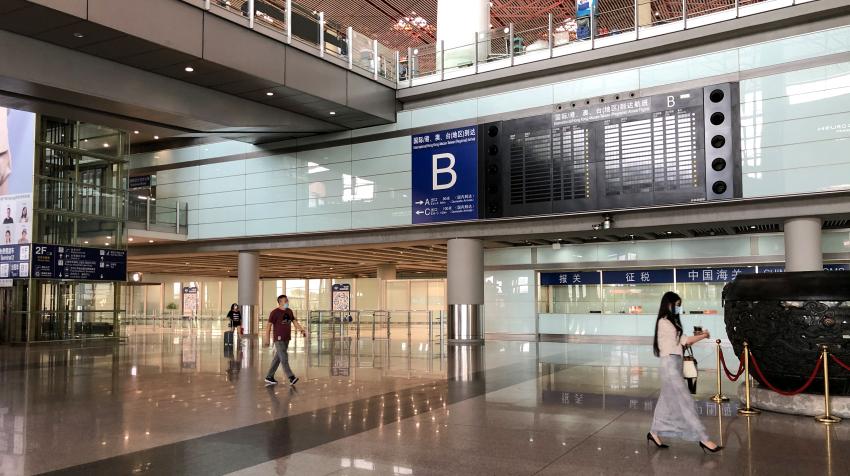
[0,244,30,279]
[676,267,754,283]
[540,271,601,286]
[759,264,849,273]
[411,126,478,224]
[602,269,674,284]
[31,244,127,281]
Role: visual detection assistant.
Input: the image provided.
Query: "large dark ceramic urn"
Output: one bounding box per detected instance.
[723,271,850,395]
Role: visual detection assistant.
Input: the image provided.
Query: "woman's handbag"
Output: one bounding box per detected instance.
[683,346,698,394]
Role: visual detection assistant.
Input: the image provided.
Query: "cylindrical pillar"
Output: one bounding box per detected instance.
[437,0,489,69]
[783,217,823,272]
[447,238,484,343]
[238,251,259,335]
[377,264,397,311]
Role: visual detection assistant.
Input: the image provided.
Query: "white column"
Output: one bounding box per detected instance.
[437,0,489,69]
[238,251,260,334]
[447,238,484,342]
[784,217,823,272]
[377,264,397,310]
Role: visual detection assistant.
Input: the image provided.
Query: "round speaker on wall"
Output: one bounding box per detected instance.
[711,158,727,171]
[711,135,726,148]
[712,181,728,194]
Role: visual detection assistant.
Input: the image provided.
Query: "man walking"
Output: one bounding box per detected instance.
[264,294,306,386]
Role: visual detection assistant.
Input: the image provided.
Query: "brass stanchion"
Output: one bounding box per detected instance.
[815,345,841,424]
[738,342,761,416]
[712,339,729,403]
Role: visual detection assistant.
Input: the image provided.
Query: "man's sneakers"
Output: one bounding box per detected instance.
[264,377,278,386]
[289,376,299,386]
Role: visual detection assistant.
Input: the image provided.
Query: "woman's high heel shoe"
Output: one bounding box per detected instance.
[699,441,723,454]
[646,432,669,448]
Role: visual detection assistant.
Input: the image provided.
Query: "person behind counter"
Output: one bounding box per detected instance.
[646,291,722,454]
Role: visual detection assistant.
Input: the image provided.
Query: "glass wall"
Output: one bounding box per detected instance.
[20,117,129,342]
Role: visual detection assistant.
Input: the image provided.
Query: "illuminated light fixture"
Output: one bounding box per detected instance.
[153,135,159,139]
[73,32,85,38]
[107,236,112,239]
[266,91,274,96]
[131,272,142,282]
[105,242,110,246]
[103,143,109,148]
[83,241,89,244]
[329,111,336,116]
[750,225,757,229]
[148,240,154,243]
[129,237,134,242]
[184,66,194,72]
[133,130,139,134]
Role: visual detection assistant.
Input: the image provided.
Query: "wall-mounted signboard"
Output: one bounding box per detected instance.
[332,283,351,312]
[411,126,478,224]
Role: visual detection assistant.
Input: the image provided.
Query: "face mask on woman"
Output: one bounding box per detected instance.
[674,305,683,315]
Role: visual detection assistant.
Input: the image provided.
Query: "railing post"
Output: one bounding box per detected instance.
[815,345,842,424]
[408,47,414,87]
[203,0,210,10]
[711,339,729,403]
[145,196,151,231]
[473,32,479,74]
[590,11,595,48]
[394,50,400,83]
[634,0,639,37]
[175,200,181,233]
[373,39,379,80]
[509,23,515,66]
[735,0,740,18]
[318,11,325,57]
[440,40,445,81]
[547,13,554,58]
[248,0,255,29]
[428,311,433,344]
[682,0,688,29]
[347,27,354,69]
[738,342,761,416]
[285,0,292,43]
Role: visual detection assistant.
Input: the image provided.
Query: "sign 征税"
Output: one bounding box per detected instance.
[411,126,478,224]
[602,269,674,285]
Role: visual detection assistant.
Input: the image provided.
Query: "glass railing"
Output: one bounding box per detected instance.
[199,0,398,84]
[127,195,189,234]
[192,0,812,88]
[403,0,816,87]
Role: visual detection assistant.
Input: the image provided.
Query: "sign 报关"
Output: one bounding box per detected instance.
[31,244,127,281]
[411,126,478,224]
[540,271,601,286]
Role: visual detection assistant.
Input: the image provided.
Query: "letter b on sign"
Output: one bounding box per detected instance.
[432,153,457,190]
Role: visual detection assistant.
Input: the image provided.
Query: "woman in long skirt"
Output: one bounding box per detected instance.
[647,291,722,453]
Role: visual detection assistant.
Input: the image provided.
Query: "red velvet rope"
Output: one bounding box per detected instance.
[831,354,850,372]
[748,351,822,396]
[718,348,745,381]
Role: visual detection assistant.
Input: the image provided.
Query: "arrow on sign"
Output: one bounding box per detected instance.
[415,201,424,205]
[415,211,424,215]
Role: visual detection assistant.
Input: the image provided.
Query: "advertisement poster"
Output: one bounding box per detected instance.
[331,283,351,312]
[0,107,35,279]
[411,126,478,224]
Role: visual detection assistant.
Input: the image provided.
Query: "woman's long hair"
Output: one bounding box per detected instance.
[230,303,239,312]
[653,291,683,357]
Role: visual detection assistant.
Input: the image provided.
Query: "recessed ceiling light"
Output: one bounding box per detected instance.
[134,130,139,134]
[266,91,274,96]
[128,238,134,242]
[750,225,757,229]
[83,241,89,244]
[73,32,85,38]
[105,242,110,246]
[107,236,112,239]
[329,111,336,116]
[153,135,159,140]
[148,240,154,243]
[103,143,109,148]
[184,66,194,72]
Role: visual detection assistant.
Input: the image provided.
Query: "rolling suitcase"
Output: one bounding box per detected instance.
[224,330,234,347]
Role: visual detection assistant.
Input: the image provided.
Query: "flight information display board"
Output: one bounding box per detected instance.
[481,85,732,219]
[31,244,127,281]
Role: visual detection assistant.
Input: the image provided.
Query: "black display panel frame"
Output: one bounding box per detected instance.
[480,85,736,219]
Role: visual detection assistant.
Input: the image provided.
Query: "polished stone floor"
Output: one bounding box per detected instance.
[0,327,847,475]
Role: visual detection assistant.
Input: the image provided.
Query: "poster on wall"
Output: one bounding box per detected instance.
[0,107,35,279]
[411,125,478,224]
[331,283,351,312]
[182,286,199,318]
